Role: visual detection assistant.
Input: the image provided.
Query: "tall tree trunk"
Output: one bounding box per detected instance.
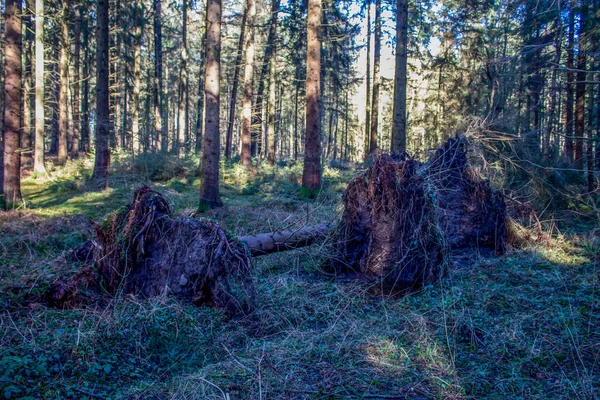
[34,0,46,175]
[391,0,408,154]
[153,0,164,151]
[573,0,587,170]
[266,0,279,166]
[22,0,34,167]
[301,0,322,194]
[225,7,247,160]
[364,0,371,157]
[195,26,207,154]
[198,0,223,209]
[368,0,381,155]
[177,0,188,158]
[2,0,23,208]
[81,13,90,152]
[57,0,69,164]
[93,0,111,186]
[240,0,256,169]
[293,84,299,159]
[131,0,143,156]
[564,0,575,160]
[543,19,562,162]
[71,2,81,157]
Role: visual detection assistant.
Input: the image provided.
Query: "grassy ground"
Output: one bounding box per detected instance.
[1,153,598,399]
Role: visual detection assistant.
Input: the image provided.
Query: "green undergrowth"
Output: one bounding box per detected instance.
[1,153,598,399]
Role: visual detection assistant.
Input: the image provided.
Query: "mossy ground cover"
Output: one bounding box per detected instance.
[1,153,598,399]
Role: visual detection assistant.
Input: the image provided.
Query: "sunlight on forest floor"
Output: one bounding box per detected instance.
[1,154,598,399]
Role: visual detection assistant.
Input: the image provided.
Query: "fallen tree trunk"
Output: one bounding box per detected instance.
[240,223,334,256]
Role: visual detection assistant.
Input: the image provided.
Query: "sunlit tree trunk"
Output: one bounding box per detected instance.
[368,0,381,155]
[266,0,279,166]
[198,0,223,209]
[225,7,247,160]
[153,0,164,151]
[240,0,256,169]
[364,0,371,157]
[391,0,407,154]
[71,2,82,157]
[33,0,47,175]
[131,0,143,156]
[93,0,111,186]
[301,0,322,194]
[22,0,34,166]
[57,0,69,164]
[195,25,207,154]
[81,13,90,152]
[177,0,188,158]
[543,18,562,162]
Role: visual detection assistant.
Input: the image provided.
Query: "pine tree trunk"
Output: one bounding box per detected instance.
[225,8,247,160]
[564,0,575,160]
[364,0,371,158]
[573,0,586,170]
[198,0,223,209]
[131,0,143,156]
[391,0,408,154]
[58,0,70,164]
[177,0,188,158]
[2,0,23,208]
[543,25,561,162]
[302,0,322,194]
[81,14,90,152]
[195,26,207,154]
[71,2,82,157]
[153,0,164,152]
[240,0,256,169]
[293,84,299,159]
[368,0,381,155]
[266,3,278,166]
[33,0,47,174]
[22,0,34,167]
[93,0,111,186]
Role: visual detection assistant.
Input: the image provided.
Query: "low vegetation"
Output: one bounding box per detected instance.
[1,153,598,399]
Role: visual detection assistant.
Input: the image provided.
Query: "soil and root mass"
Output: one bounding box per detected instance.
[46,186,256,316]
[331,136,507,294]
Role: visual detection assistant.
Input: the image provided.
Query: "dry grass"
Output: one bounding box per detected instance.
[0,154,598,399]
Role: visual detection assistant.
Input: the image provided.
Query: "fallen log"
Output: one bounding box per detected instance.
[240,223,334,256]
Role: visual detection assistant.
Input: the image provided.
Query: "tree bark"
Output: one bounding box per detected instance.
[391,0,408,154]
[21,0,34,166]
[93,0,111,186]
[131,0,143,156]
[81,13,90,152]
[573,0,586,170]
[198,0,223,209]
[364,0,371,158]
[302,0,322,194]
[71,2,82,157]
[195,26,207,154]
[266,2,279,166]
[2,0,23,208]
[564,0,575,160]
[368,0,381,155]
[240,223,334,256]
[543,12,562,162]
[57,0,69,164]
[177,0,188,158]
[240,0,256,169]
[225,7,247,160]
[153,0,164,152]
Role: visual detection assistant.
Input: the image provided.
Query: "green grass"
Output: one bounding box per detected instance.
[1,153,598,399]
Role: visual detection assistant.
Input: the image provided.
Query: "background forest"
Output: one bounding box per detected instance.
[0,0,599,398]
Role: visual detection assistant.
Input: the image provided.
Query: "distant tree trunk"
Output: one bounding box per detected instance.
[543,20,562,161]
[364,0,371,157]
[240,0,256,169]
[93,0,111,186]
[301,0,322,194]
[71,2,82,157]
[177,0,188,158]
[57,0,70,164]
[564,0,575,160]
[368,0,381,155]
[225,7,247,160]
[2,0,23,208]
[131,0,143,156]
[196,26,207,154]
[198,0,223,209]
[391,0,408,154]
[22,0,34,166]
[293,84,299,160]
[153,0,164,151]
[573,0,586,170]
[266,0,279,166]
[81,14,90,152]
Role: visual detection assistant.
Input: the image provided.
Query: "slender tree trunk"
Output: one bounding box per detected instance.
[364,0,371,157]
[93,0,111,186]
[564,0,575,160]
[22,0,34,167]
[544,24,562,161]
[573,0,586,170]
[2,0,23,208]
[294,84,299,160]
[302,0,322,194]
[131,0,143,156]
[368,0,381,155]
[81,14,90,152]
[199,0,223,209]
[153,0,164,151]
[71,2,81,157]
[266,1,279,166]
[391,0,408,154]
[57,0,69,164]
[240,0,256,169]
[196,26,207,154]
[225,7,247,160]
[177,0,188,158]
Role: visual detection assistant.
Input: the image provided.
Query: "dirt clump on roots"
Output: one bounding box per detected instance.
[331,156,449,295]
[331,136,507,294]
[46,186,255,316]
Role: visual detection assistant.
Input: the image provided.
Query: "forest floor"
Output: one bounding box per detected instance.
[1,153,599,399]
